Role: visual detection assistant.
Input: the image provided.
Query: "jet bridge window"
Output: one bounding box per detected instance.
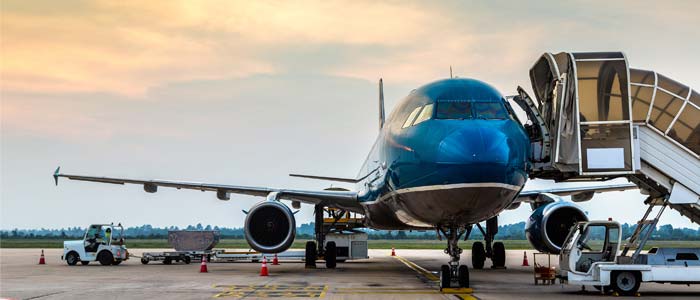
[436,101,472,119]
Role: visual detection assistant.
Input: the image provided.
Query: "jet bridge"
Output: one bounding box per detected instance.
[514,51,700,224]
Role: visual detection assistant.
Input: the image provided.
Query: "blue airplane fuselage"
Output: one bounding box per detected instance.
[355,78,530,229]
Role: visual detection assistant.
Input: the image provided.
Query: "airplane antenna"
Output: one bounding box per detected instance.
[378,78,385,129]
[450,66,453,79]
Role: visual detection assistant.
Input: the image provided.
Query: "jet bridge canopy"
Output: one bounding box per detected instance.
[530,52,636,176]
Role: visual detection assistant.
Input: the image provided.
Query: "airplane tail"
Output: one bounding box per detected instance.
[378,78,385,130]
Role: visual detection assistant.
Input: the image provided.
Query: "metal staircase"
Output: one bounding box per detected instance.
[516,51,700,225]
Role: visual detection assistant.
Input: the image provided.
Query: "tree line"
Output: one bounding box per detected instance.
[2,222,699,240]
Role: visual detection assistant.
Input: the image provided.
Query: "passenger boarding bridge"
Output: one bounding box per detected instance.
[513,52,700,226]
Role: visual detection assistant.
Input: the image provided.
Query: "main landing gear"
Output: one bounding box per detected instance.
[437,225,470,289]
[305,204,344,269]
[471,216,506,270]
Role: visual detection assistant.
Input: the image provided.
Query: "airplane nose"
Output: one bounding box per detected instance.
[436,126,510,165]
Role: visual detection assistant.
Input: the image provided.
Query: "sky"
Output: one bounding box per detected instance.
[2,0,699,230]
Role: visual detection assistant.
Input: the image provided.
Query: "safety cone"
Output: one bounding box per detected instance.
[199,256,208,273]
[38,249,46,265]
[272,253,279,265]
[260,256,269,276]
[521,251,529,266]
[391,246,396,256]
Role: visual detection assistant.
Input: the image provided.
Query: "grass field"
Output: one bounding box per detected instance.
[3,238,700,250]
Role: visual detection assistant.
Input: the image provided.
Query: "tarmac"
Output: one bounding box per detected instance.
[2,248,700,299]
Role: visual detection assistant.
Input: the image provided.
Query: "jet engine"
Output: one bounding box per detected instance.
[525,201,588,253]
[244,201,296,253]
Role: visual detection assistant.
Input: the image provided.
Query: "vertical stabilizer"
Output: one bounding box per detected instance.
[379,78,385,129]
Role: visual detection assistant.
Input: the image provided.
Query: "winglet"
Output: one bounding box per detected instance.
[53,166,61,186]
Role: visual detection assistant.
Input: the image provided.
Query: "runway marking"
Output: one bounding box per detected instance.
[393,255,439,281]
[212,284,326,298]
[393,256,477,300]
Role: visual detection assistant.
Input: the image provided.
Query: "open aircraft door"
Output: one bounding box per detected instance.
[525,52,637,178]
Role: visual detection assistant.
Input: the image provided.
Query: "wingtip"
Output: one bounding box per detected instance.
[53,166,60,186]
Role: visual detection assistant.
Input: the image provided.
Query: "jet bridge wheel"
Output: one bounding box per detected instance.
[612,271,640,296]
[472,242,486,269]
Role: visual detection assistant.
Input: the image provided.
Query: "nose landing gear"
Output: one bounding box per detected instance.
[437,225,471,289]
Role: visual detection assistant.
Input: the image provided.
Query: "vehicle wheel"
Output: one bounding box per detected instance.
[183,256,191,264]
[612,271,640,296]
[141,258,149,265]
[66,252,79,266]
[492,242,506,267]
[440,265,451,289]
[97,251,114,266]
[163,257,172,265]
[305,241,317,268]
[472,242,486,269]
[458,265,469,288]
[113,259,122,265]
[80,261,90,266]
[325,241,337,269]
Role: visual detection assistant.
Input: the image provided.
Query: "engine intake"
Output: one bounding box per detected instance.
[525,201,587,253]
[244,201,296,253]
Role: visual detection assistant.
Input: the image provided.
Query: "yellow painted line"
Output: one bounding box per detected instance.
[319,285,328,298]
[393,255,439,282]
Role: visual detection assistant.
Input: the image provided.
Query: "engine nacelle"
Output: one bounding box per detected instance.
[525,201,588,253]
[244,201,296,253]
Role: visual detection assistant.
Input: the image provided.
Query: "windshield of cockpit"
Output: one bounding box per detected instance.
[435,100,508,120]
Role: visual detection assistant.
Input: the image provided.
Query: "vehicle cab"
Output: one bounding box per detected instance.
[560,220,622,277]
[62,223,129,266]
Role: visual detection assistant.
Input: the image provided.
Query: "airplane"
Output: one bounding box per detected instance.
[54,77,637,288]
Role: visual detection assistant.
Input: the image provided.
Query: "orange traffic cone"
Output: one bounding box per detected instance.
[272,254,279,265]
[521,251,529,266]
[199,256,208,273]
[391,246,396,256]
[39,249,46,265]
[260,256,269,276]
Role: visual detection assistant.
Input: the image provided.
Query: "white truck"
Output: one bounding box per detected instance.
[62,223,129,266]
[559,220,700,295]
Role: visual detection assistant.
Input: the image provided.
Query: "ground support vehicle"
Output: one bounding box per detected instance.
[62,223,129,266]
[559,218,700,295]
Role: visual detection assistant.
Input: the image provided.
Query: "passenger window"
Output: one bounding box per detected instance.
[473,102,508,119]
[413,103,434,125]
[436,101,471,119]
[676,253,699,260]
[402,106,423,128]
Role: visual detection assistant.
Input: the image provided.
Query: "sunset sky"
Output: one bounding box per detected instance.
[2,0,699,229]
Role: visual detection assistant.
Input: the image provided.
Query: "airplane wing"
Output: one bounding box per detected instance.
[53,167,361,211]
[514,183,638,205]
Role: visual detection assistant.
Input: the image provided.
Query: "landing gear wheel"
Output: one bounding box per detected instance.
[97,251,113,266]
[80,261,90,266]
[472,242,485,269]
[141,258,149,265]
[440,265,451,289]
[325,241,337,269]
[612,271,640,296]
[183,256,191,264]
[458,265,470,288]
[163,257,172,265]
[492,241,506,267]
[305,241,317,268]
[66,252,79,266]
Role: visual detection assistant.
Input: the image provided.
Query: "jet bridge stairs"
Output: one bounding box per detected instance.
[513,51,700,225]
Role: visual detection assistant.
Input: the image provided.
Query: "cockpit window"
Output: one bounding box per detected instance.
[402,106,423,128]
[436,101,472,119]
[413,103,433,125]
[473,102,508,119]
